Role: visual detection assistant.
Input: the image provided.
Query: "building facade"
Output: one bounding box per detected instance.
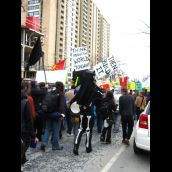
[41,0,66,70]
[28,0,41,17]
[100,17,110,60]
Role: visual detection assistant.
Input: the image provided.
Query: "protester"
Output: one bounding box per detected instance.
[21,82,37,165]
[119,87,135,145]
[113,87,121,133]
[135,91,147,120]
[100,91,116,144]
[40,81,65,151]
[30,81,47,141]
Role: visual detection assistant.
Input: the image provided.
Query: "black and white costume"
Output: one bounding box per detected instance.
[70,70,103,155]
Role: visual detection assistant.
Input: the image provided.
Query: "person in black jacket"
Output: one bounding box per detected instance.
[119,87,135,145]
[30,81,47,141]
[21,85,35,165]
[40,81,65,151]
[100,91,116,144]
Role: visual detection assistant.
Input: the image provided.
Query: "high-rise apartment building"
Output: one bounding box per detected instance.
[100,17,110,59]
[65,0,79,78]
[28,0,41,17]
[41,0,66,69]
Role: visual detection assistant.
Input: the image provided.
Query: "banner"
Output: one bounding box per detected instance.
[72,47,90,71]
[36,70,67,84]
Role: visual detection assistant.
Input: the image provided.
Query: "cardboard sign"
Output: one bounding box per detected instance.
[72,47,90,71]
[94,56,118,79]
[129,82,136,90]
[135,82,142,91]
[94,63,106,79]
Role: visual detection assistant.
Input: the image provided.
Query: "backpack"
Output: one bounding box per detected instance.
[99,100,110,115]
[41,91,59,113]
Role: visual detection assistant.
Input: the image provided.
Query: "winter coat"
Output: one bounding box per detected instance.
[119,94,135,116]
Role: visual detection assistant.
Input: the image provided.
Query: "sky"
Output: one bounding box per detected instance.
[93,0,150,81]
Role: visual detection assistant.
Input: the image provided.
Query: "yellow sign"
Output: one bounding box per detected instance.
[129,82,136,90]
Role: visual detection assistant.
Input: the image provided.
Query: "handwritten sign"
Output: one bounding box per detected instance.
[72,47,90,71]
[94,63,106,79]
[94,56,118,79]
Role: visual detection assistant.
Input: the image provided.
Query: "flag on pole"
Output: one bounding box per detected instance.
[51,60,66,70]
[25,36,43,70]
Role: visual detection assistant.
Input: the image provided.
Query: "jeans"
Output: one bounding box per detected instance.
[41,119,62,149]
[113,111,121,132]
[121,115,134,140]
[96,111,103,133]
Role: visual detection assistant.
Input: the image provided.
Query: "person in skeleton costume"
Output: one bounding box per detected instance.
[70,70,103,155]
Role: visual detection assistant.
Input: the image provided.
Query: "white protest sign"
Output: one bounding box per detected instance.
[107,56,118,72]
[102,58,113,75]
[72,47,90,71]
[94,63,106,79]
[94,56,118,79]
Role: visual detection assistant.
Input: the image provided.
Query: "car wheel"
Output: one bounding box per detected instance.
[133,139,141,154]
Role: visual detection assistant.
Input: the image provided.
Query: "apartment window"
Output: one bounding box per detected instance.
[35,5,39,9]
[60,21,64,25]
[61,0,64,2]
[60,43,63,47]
[61,10,64,14]
[61,16,64,19]
[60,26,63,30]
[60,32,63,36]
[28,12,34,16]
[60,38,63,41]
[61,4,64,8]
[59,49,62,52]
[34,11,39,15]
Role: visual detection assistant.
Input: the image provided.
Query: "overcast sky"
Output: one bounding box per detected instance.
[93,0,150,81]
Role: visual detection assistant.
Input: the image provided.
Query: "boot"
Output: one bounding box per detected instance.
[86,147,92,153]
[73,145,79,155]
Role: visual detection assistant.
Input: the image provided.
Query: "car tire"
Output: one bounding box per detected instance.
[133,139,141,154]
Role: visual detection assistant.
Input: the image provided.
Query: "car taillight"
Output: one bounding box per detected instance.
[139,114,148,129]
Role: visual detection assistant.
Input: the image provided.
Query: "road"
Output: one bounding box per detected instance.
[22,124,150,172]
[101,137,150,172]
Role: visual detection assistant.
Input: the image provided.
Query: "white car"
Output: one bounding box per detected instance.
[133,101,150,153]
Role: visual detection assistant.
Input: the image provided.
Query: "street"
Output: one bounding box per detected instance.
[22,124,150,172]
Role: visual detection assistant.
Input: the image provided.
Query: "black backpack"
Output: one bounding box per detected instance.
[41,91,59,113]
[99,100,110,115]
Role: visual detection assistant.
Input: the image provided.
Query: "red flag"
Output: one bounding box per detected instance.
[119,76,128,87]
[51,60,65,70]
